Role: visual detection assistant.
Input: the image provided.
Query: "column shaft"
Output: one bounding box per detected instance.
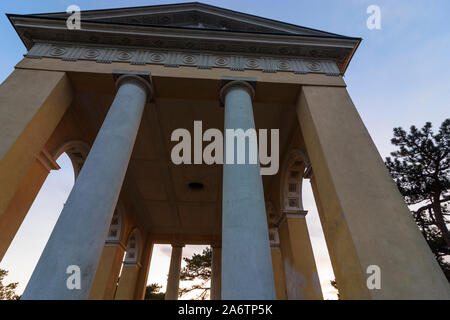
[221,81,276,300]
[115,264,140,300]
[88,244,124,300]
[134,238,154,300]
[165,245,183,300]
[22,76,149,299]
[278,214,323,300]
[297,85,450,299]
[210,246,222,300]
[270,247,287,300]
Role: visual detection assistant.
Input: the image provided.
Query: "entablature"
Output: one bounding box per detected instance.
[25,41,341,76]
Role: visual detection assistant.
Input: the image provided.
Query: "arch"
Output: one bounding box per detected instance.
[265,201,277,227]
[52,140,90,179]
[279,149,310,214]
[105,204,125,245]
[123,228,142,265]
[265,201,280,247]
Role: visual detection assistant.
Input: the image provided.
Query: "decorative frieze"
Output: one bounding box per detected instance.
[25,42,341,76]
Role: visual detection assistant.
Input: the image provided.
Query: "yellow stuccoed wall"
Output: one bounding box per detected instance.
[88,245,125,300]
[133,238,154,300]
[114,264,141,300]
[270,248,287,299]
[278,217,323,300]
[298,85,450,299]
[0,69,73,223]
[0,159,50,261]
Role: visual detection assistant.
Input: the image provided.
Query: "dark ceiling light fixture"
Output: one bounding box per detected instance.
[188,182,204,190]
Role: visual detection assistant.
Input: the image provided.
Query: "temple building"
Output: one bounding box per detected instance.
[0,2,449,300]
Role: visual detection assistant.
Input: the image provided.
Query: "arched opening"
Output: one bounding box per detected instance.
[279,149,338,299]
[0,153,74,295]
[266,201,280,246]
[0,141,90,296]
[123,229,142,265]
[113,228,146,300]
[105,207,124,245]
[52,141,90,180]
[280,149,309,215]
[301,180,338,299]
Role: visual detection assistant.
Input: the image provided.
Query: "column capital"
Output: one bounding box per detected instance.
[276,209,308,227]
[219,76,257,104]
[171,243,185,248]
[113,70,153,99]
[123,261,142,268]
[37,149,61,172]
[104,239,127,251]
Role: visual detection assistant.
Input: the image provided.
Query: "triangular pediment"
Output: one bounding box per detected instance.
[85,10,290,34]
[8,2,361,74]
[29,2,342,37]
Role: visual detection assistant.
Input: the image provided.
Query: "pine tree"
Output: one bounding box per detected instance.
[179,247,212,300]
[144,283,165,300]
[0,269,20,300]
[385,119,450,281]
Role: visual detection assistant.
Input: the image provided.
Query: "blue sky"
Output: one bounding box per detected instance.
[1,0,449,156]
[0,0,449,299]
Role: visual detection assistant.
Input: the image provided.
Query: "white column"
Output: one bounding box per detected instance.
[220,80,276,300]
[22,72,152,300]
[210,245,222,300]
[165,244,184,300]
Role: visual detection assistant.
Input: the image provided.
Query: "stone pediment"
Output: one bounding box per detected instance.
[29,2,341,36]
[8,2,361,74]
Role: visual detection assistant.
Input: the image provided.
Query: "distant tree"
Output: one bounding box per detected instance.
[385,119,450,281]
[179,247,212,300]
[144,283,165,300]
[0,269,20,300]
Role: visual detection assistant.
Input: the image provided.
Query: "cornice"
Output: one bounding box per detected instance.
[9,14,358,73]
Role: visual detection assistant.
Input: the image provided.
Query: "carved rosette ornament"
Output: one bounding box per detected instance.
[27,43,342,76]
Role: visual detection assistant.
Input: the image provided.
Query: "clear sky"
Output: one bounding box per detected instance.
[0,0,449,300]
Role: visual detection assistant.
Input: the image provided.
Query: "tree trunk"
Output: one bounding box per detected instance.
[432,194,450,248]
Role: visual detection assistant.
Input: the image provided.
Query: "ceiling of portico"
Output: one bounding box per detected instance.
[67,72,299,240]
